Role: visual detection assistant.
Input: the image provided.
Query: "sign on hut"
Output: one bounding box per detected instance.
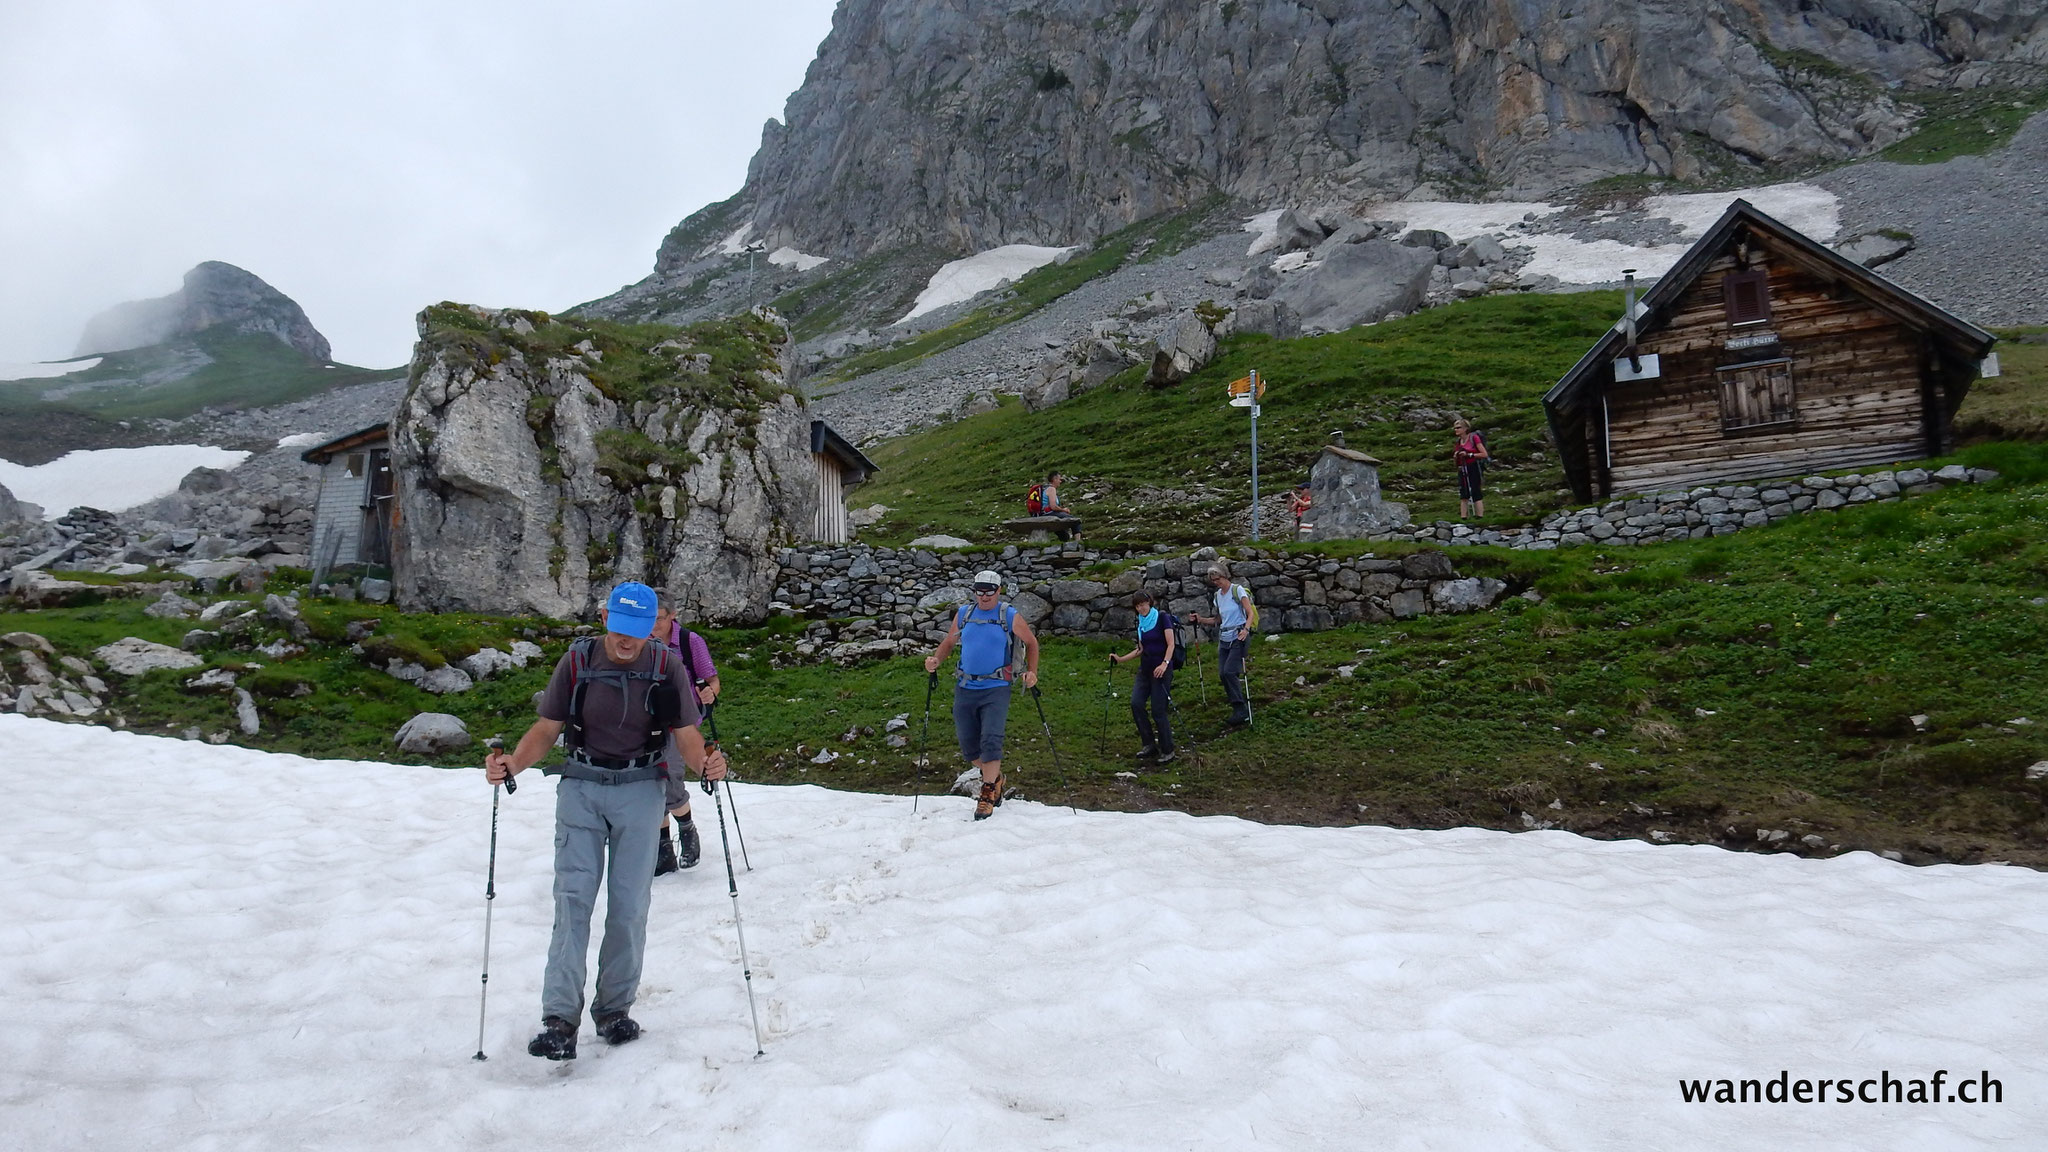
[1543,200,1999,501]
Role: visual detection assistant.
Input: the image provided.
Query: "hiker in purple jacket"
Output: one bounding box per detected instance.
[651,593,723,874]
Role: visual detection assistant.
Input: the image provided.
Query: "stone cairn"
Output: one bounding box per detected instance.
[773,543,1512,663]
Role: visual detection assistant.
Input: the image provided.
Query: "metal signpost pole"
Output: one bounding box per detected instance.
[1249,368,1261,542]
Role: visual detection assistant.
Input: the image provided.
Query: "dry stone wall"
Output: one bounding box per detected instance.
[772,542,1512,662]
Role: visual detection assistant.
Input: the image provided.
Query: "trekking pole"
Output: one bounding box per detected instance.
[473,736,514,1061]
[1194,626,1208,705]
[1097,659,1114,755]
[701,766,766,1057]
[912,671,936,813]
[1028,684,1075,813]
[701,702,750,871]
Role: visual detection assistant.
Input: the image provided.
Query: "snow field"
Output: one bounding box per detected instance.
[899,245,1077,323]
[0,357,103,381]
[2,715,2043,1150]
[0,444,250,518]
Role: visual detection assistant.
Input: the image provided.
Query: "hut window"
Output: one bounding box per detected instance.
[343,453,366,478]
[1717,360,1797,432]
[1723,270,1771,325]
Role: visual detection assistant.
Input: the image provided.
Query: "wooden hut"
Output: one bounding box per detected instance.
[1543,200,1999,501]
[809,419,878,543]
[300,423,396,578]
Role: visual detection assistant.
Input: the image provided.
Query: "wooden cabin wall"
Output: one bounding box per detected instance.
[1599,249,1931,495]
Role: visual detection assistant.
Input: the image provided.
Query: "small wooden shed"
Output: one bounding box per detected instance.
[301,423,396,577]
[1543,200,1998,501]
[809,419,878,543]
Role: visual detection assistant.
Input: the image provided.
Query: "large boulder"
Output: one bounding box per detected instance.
[1144,311,1219,387]
[1272,241,1438,334]
[95,637,205,676]
[395,712,473,756]
[391,306,815,625]
[0,481,36,527]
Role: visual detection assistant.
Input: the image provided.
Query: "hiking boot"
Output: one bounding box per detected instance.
[1155,748,1177,765]
[594,1011,641,1046]
[973,773,1006,821]
[675,818,701,869]
[1223,713,1250,729]
[1135,744,1158,759]
[654,826,678,876]
[527,1015,577,1061]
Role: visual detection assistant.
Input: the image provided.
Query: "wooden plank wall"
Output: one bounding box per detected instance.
[811,454,847,543]
[1602,248,1931,495]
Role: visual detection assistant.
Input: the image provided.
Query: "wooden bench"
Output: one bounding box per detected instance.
[1001,515,1083,543]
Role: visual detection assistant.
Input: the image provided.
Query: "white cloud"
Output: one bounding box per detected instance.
[0,1,839,367]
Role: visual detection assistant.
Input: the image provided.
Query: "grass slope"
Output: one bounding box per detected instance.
[1883,88,2048,166]
[10,448,2046,864]
[856,299,2048,546]
[859,292,1621,543]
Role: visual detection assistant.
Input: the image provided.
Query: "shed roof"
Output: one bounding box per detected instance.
[299,423,389,465]
[811,420,879,483]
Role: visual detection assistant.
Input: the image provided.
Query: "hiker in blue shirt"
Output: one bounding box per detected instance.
[924,570,1042,820]
[1190,562,1254,727]
[1111,590,1178,763]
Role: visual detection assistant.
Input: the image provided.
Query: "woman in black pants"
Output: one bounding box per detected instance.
[1111,590,1178,763]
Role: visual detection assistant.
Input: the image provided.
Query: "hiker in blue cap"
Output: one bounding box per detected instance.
[484,580,727,1061]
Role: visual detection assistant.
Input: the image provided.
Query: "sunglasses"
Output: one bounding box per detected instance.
[973,585,1000,594]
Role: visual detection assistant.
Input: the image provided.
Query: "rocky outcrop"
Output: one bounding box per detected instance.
[0,481,35,527]
[1304,448,1411,540]
[76,262,331,361]
[390,305,816,625]
[659,0,2047,261]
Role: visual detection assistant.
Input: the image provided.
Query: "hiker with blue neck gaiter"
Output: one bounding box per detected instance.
[1111,590,1178,763]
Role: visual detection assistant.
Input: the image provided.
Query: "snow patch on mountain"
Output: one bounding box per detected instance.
[0,444,249,517]
[899,244,1078,322]
[0,357,103,381]
[767,246,830,272]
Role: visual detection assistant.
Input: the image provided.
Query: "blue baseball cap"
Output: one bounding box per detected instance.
[604,581,658,639]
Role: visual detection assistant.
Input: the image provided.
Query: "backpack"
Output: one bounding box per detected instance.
[665,620,709,686]
[1163,613,1188,671]
[562,636,683,758]
[1026,483,1045,516]
[955,601,1018,681]
[1214,583,1259,633]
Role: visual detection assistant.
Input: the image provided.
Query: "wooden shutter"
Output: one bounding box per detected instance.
[1716,359,1796,432]
[1723,270,1771,325]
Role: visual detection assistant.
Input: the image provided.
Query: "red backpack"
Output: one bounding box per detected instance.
[1026,483,1045,515]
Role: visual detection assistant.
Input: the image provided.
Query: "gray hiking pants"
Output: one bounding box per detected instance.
[1218,640,1248,718]
[542,775,664,1023]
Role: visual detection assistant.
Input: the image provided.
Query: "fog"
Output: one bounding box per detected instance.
[0,0,839,368]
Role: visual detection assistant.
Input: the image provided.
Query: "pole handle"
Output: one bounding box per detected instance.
[486,737,516,794]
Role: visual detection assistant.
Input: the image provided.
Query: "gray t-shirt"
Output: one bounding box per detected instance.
[538,640,700,761]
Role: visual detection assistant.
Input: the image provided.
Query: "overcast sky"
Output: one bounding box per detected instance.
[0,0,839,368]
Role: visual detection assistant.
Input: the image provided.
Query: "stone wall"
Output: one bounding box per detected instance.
[772,542,1512,662]
[1377,465,2001,550]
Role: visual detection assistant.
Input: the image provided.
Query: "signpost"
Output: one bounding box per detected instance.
[1227,370,1267,539]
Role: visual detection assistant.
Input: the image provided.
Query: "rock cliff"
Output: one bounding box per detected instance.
[391,306,815,624]
[76,261,332,361]
[669,0,2046,261]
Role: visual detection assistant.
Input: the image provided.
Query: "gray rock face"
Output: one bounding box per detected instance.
[666,0,2040,260]
[391,306,816,625]
[1272,242,1439,334]
[395,712,473,756]
[76,261,332,361]
[0,481,31,527]
[1143,311,1219,387]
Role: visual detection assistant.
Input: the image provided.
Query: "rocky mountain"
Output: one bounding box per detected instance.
[664,0,2044,265]
[77,261,331,362]
[391,306,815,625]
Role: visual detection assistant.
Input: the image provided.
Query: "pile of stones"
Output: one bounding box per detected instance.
[1380,465,2001,551]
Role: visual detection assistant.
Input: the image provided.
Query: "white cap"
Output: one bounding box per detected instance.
[973,570,1002,588]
